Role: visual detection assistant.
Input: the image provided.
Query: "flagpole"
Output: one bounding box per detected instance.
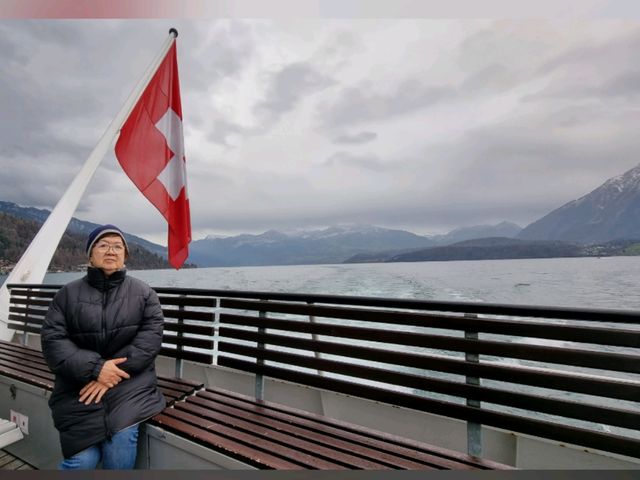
[0,29,179,342]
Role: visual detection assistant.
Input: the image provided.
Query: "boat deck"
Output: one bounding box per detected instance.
[0,449,35,470]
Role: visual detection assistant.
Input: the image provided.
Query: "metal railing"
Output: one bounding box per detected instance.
[7,283,640,460]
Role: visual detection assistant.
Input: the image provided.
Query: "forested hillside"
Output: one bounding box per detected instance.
[0,212,171,273]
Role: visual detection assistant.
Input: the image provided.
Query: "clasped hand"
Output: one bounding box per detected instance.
[79,357,130,405]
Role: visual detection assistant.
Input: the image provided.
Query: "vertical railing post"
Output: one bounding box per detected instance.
[464,312,482,457]
[213,296,220,365]
[255,300,266,401]
[22,288,32,346]
[308,302,324,376]
[174,293,185,379]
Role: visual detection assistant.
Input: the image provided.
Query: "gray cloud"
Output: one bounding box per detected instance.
[538,27,640,76]
[324,151,389,172]
[4,20,640,241]
[531,69,640,100]
[323,80,455,128]
[187,20,257,91]
[332,131,378,144]
[205,118,253,147]
[255,62,335,120]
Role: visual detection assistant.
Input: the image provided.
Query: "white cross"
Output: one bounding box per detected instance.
[155,108,188,201]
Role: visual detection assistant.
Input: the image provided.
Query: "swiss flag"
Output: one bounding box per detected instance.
[115,42,191,269]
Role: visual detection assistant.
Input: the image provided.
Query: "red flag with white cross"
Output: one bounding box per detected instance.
[115,41,191,269]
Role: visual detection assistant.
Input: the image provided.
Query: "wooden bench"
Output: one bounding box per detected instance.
[150,387,508,470]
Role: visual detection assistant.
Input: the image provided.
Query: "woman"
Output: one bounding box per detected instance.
[41,224,166,469]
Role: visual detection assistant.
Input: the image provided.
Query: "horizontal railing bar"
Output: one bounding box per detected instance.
[219,357,640,460]
[8,314,45,325]
[6,323,42,335]
[157,296,217,308]
[220,343,640,430]
[220,319,640,373]
[162,335,213,350]
[220,299,640,348]
[163,322,215,336]
[161,309,214,322]
[9,306,47,316]
[159,347,212,364]
[9,283,640,324]
[202,289,640,323]
[7,288,58,298]
[8,298,51,307]
[231,331,640,401]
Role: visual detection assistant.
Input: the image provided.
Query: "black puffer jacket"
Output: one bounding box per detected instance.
[41,268,166,458]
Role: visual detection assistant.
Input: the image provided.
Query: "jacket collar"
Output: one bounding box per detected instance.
[87,266,127,292]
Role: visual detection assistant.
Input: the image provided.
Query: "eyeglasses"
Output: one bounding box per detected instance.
[94,242,126,254]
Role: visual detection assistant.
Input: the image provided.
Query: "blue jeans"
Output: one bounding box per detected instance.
[59,424,139,470]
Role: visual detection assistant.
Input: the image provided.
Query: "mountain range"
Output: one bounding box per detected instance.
[3,161,640,268]
[518,164,640,244]
[0,212,170,272]
[0,201,166,257]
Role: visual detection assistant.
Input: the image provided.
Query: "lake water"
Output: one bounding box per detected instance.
[28,255,640,310]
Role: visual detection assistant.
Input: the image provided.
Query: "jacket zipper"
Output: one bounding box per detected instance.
[101,290,107,345]
[103,396,112,440]
[101,289,112,439]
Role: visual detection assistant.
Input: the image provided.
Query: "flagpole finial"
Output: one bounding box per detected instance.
[169,28,178,38]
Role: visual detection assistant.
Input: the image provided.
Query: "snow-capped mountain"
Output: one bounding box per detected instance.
[188,225,435,267]
[518,163,640,244]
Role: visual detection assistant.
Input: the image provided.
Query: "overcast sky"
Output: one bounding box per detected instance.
[2,17,640,244]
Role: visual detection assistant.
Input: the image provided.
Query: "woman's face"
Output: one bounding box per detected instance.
[89,234,127,275]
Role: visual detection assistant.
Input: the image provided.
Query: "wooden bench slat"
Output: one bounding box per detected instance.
[0,352,50,374]
[157,379,197,394]
[160,389,181,403]
[157,375,204,390]
[0,341,48,364]
[0,358,54,381]
[0,364,54,390]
